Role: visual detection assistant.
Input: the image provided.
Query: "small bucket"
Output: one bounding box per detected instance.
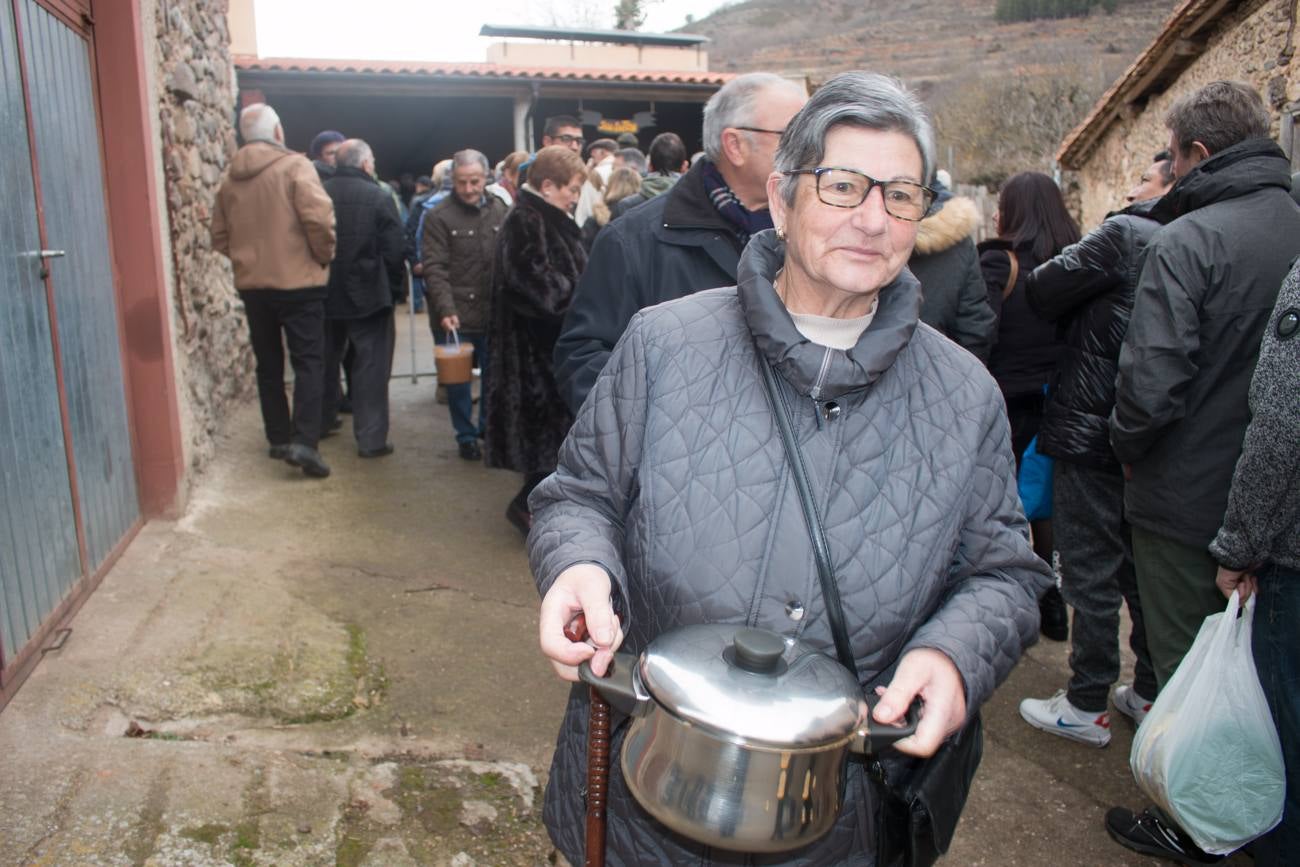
[434,330,475,385]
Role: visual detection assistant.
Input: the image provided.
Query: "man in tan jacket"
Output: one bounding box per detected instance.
[212,103,336,478]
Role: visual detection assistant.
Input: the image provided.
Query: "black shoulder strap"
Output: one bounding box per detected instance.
[757,357,860,679]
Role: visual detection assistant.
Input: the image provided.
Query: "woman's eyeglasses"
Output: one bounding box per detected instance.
[784,167,935,221]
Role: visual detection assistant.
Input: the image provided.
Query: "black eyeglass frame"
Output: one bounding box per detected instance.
[550,133,586,146]
[783,167,936,221]
[732,125,786,136]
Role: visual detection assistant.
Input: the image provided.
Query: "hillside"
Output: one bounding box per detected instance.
[687,0,1183,182]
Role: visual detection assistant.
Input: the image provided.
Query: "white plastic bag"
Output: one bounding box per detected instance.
[1129,590,1284,854]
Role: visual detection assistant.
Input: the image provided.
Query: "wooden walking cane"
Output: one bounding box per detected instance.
[564,612,610,867]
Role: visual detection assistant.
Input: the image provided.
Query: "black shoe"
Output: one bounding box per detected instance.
[268,444,291,460]
[1039,585,1069,642]
[359,443,394,458]
[321,417,343,439]
[458,441,482,461]
[505,500,532,537]
[1105,806,1223,864]
[285,444,331,478]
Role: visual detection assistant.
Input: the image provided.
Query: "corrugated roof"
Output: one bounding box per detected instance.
[1057,0,1238,169]
[233,55,732,86]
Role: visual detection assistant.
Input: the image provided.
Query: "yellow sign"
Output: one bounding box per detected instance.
[597,119,638,134]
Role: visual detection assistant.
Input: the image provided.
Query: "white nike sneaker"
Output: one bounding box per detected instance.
[1019,690,1112,747]
[1113,683,1154,726]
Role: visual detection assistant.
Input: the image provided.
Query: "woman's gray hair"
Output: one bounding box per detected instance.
[774,72,935,208]
[453,149,490,174]
[702,72,805,163]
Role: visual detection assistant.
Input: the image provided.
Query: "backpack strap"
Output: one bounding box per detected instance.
[1002,249,1020,301]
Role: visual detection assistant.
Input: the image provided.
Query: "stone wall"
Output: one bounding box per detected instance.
[153,0,253,474]
[1074,0,1299,228]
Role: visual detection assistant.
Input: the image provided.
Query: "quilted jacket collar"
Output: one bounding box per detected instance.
[738,229,921,400]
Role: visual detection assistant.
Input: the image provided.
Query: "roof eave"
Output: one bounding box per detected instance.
[1057,0,1239,169]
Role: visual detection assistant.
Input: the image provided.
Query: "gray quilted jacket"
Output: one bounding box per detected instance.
[529,230,1051,866]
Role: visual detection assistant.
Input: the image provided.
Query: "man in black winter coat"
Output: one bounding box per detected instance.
[553,72,807,413]
[1015,153,1172,749]
[321,139,406,457]
[1104,81,1300,862]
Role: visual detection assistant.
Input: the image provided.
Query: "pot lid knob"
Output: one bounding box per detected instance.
[731,628,786,674]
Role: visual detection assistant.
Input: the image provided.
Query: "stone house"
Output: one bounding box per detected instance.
[1,0,247,708]
[1058,0,1300,228]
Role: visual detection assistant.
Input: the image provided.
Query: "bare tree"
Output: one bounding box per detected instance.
[933,69,1102,187]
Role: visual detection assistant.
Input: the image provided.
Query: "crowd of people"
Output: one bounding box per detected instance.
[209,71,1298,865]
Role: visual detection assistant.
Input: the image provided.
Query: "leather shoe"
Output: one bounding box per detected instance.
[505,500,532,537]
[359,443,394,458]
[458,441,481,461]
[1040,586,1069,642]
[285,444,330,478]
[268,444,291,460]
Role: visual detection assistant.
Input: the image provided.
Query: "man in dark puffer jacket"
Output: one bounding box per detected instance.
[321,139,406,457]
[1104,80,1300,864]
[1016,153,1173,747]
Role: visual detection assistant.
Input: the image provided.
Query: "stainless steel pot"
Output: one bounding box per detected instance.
[578,623,917,854]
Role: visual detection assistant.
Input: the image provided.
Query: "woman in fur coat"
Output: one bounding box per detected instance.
[484,146,590,535]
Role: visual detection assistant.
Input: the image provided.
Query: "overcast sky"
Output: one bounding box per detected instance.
[254,0,732,62]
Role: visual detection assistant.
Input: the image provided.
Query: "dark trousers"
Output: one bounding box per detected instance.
[1252,563,1299,866]
[323,309,395,451]
[1130,525,1225,692]
[1054,461,1157,711]
[239,289,325,449]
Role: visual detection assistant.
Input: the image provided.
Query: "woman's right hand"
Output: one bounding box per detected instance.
[538,563,624,682]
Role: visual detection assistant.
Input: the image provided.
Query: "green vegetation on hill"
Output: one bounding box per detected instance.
[995,0,1119,23]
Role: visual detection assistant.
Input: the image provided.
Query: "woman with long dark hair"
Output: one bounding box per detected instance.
[979,171,1079,641]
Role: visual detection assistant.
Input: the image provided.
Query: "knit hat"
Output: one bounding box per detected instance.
[309,130,345,159]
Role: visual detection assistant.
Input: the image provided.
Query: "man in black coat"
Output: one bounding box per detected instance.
[321,139,406,457]
[553,72,807,413]
[1015,153,1172,749]
[1104,81,1300,862]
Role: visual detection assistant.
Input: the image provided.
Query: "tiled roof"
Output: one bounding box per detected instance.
[233,55,732,86]
[1057,0,1238,169]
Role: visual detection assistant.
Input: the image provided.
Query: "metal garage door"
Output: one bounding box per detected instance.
[0,0,139,681]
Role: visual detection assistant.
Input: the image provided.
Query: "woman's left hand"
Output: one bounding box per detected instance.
[872,648,967,758]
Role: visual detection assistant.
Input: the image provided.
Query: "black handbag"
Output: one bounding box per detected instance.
[757,356,983,867]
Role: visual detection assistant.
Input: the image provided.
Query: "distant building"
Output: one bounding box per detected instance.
[1058,0,1300,228]
[226,3,752,177]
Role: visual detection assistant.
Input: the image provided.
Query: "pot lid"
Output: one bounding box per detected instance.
[638,624,867,748]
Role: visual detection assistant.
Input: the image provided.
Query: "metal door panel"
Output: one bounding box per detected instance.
[20,0,139,573]
[0,0,80,666]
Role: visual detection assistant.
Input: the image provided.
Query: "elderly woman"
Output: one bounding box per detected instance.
[530,73,1050,865]
[484,146,589,534]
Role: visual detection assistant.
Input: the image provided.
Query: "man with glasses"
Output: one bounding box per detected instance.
[554,72,808,412]
[542,116,585,153]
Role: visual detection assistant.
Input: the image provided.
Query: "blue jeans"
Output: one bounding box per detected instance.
[1252,562,1299,865]
[411,276,425,313]
[437,330,486,444]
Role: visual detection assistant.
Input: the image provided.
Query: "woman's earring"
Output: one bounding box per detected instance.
[775,226,786,241]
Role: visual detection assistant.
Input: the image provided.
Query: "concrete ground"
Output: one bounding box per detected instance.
[0,307,1243,866]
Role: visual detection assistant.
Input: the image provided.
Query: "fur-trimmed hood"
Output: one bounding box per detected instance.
[913,196,982,256]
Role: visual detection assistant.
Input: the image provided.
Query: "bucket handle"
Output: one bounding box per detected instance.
[445,327,461,351]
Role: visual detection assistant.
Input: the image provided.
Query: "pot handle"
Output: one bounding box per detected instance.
[854,696,924,754]
[565,614,648,717]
